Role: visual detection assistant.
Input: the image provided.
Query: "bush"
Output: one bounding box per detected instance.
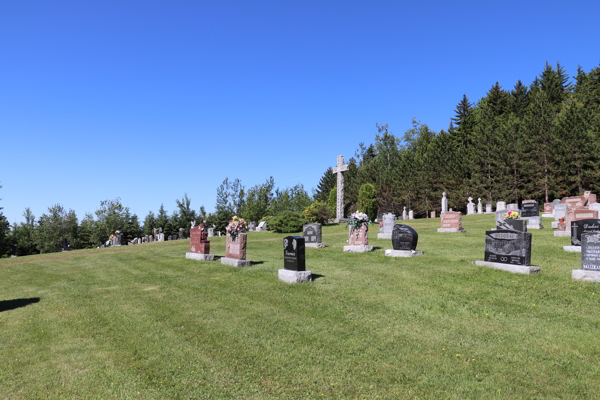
[303,201,332,224]
[358,183,377,221]
[259,216,274,230]
[327,187,337,216]
[268,211,307,233]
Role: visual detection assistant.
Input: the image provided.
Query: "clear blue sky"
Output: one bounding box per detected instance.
[2,0,599,225]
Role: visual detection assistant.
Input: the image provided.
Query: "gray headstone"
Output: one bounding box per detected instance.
[441,192,448,213]
[496,201,506,211]
[497,218,527,232]
[248,221,257,231]
[477,198,483,214]
[507,203,519,211]
[408,210,414,220]
[467,197,475,215]
[392,225,418,251]
[486,203,493,213]
[381,213,396,234]
[208,228,214,237]
[484,229,532,266]
[552,199,561,211]
[581,232,600,270]
[303,223,322,244]
[554,204,568,220]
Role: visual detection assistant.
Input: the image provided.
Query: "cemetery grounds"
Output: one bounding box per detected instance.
[1,214,599,399]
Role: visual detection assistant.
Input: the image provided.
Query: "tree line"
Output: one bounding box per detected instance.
[311,62,600,219]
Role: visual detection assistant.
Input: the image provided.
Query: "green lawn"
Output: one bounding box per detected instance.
[1,215,598,399]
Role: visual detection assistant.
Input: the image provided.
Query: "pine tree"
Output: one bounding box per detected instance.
[314,167,335,202]
[0,184,9,257]
[155,204,169,232]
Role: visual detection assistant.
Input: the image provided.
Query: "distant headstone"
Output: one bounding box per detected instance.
[523,216,543,229]
[377,213,396,239]
[552,199,561,211]
[344,223,373,252]
[496,201,506,211]
[186,223,214,261]
[430,211,436,218]
[477,198,483,214]
[279,236,312,283]
[497,218,527,232]
[441,192,448,213]
[402,207,407,220]
[507,203,519,211]
[303,223,325,248]
[521,201,538,217]
[543,203,553,215]
[408,210,414,220]
[62,238,69,252]
[392,225,418,251]
[467,197,475,215]
[256,221,268,232]
[179,228,184,239]
[385,224,424,257]
[221,232,252,267]
[248,221,257,232]
[589,203,600,214]
[554,204,568,220]
[437,211,465,233]
[486,203,493,213]
[208,228,214,237]
[571,219,600,246]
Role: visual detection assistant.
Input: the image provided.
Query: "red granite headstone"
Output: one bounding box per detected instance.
[225,233,247,260]
[544,203,552,214]
[522,199,536,204]
[431,211,436,218]
[189,225,210,254]
[566,207,599,231]
[440,211,462,229]
[348,223,369,245]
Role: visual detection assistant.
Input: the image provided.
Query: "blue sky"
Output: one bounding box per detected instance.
[2,0,599,224]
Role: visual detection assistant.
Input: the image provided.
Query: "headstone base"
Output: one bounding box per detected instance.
[305,243,327,248]
[384,250,424,258]
[551,221,558,229]
[527,224,543,230]
[185,252,215,261]
[542,213,554,218]
[220,257,252,267]
[475,261,540,274]
[278,269,312,283]
[554,231,570,237]
[437,228,466,233]
[563,246,581,253]
[343,245,374,253]
[572,269,600,282]
[377,233,392,239]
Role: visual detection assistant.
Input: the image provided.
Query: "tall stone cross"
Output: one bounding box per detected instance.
[332,155,349,222]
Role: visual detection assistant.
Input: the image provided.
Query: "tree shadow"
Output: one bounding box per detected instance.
[0,298,40,313]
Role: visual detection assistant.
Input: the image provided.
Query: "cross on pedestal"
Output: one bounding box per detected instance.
[332,155,349,222]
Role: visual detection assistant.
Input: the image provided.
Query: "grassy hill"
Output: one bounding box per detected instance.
[1,214,598,399]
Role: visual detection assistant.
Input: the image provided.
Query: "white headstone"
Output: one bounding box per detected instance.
[497,201,506,211]
[486,203,493,213]
[477,198,483,214]
[408,210,414,220]
[402,207,407,220]
[467,197,475,215]
[441,192,448,213]
[332,155,349,222]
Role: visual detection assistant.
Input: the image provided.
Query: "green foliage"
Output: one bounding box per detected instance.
[267,210,307,233]
[327,187,337,216]
[143,211,156,236]
[241,177,275,222]
[33,204,78,253]
[357,183,377,220]
[314,167,335,202]
[94,198,130,244]
[175,193,196,231]
[267,184,312,216]
[303,201,332,224]
[0,184,10,257]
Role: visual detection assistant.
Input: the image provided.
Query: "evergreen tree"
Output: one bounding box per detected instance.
[175,193,197,230]
[94,198,130,243]
[155,204,170,232]
[0,184,9,257]
[143,211,156,236]
[33,204,78,253]
[511,80,529,116]
[314,167,335,202]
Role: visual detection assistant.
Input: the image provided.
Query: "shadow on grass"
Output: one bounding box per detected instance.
[372,246,383,251]
[311,274,325,280]
[0,297,40,312]
[252,261,265,265]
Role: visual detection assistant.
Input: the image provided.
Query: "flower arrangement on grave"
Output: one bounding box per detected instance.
[348,211,370,230]
[504,211,520,219]
[226,216,247,239]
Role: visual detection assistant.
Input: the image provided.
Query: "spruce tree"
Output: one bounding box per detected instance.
[314,167,335,202]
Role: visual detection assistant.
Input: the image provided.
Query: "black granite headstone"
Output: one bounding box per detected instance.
[391,225,418,251]
[303,223,322,244]
[120,233,127,246]
[571,219,600,246]
[496,219,527,232]
[62,238,68,251]
[284,236,305,271]
[581,232,600,270]
[521,202,538,218]
[484,229,532,266]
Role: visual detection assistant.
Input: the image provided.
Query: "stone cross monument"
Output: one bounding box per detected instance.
[441,192,448,213]
[332,155,349,222]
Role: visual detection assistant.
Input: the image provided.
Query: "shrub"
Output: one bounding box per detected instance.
[268,211,307,233]
[358,183,377,221]
[303,201,332,224]
[260,216,274,230]
[327,187,337,216]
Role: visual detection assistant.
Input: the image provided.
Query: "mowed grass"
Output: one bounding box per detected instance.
[1,215,599,399]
